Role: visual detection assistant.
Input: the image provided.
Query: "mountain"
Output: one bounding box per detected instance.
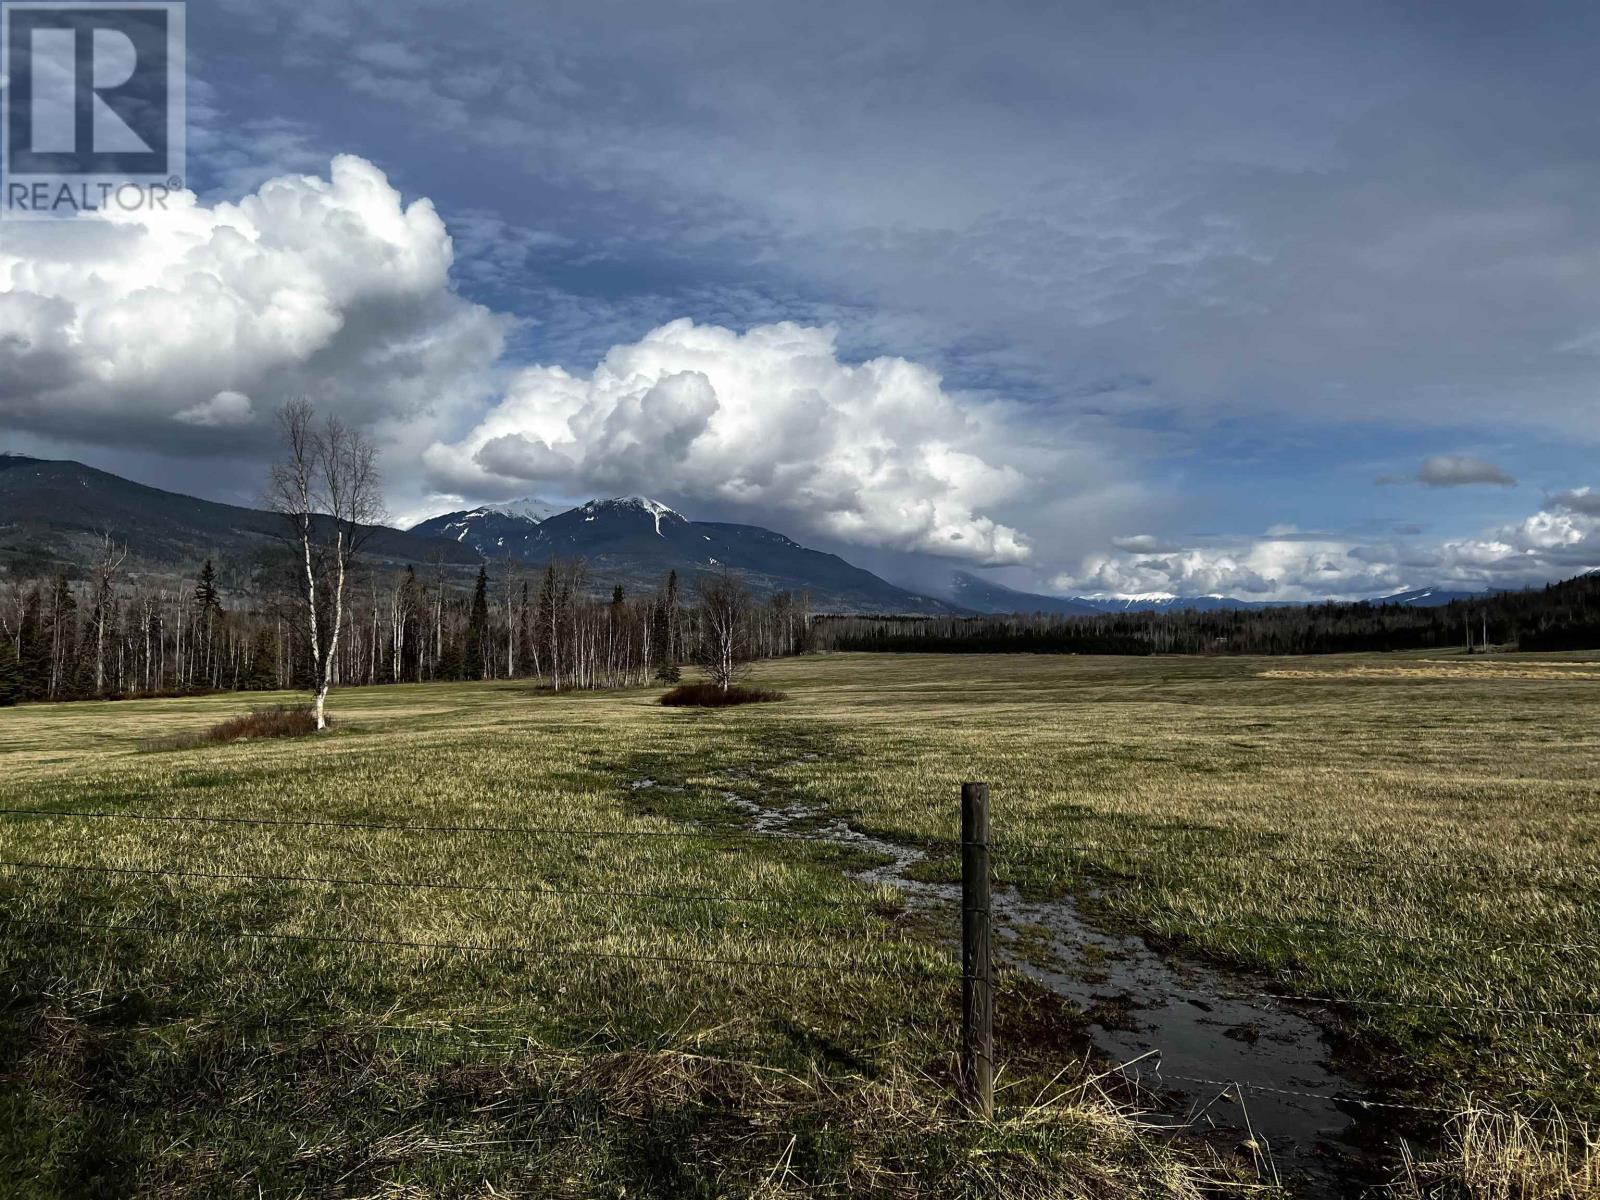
[948,571,1101,615]
[945,571,1285,614]
[407,499,562,559]
[3,454,1496,618]
[410,496,961,614]
[0,454,480,583]
[1375,586,1479,608]
[1075,593,1285,613]
[945,570,1487,615]
[0,458,957,614]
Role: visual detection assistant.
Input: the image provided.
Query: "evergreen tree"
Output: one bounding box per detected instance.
[0,641,21,706]
[517,579,532,674]
[664,569,680,661]
[653,571,682,682]
[195,559,221,611]
[535,564,560,688]
[244,628,280,691]
[15,585,44,696]
[194,559,224,687]
[465,566,491,679]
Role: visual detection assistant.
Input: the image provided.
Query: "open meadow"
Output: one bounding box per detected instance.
[2,651,1597,1197]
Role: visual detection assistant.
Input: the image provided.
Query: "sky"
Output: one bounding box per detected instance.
[3,0,1599,600]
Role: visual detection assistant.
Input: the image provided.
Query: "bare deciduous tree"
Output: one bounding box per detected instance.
[91,533,127,696]
[266,400,385,729]
[695,571,752,691]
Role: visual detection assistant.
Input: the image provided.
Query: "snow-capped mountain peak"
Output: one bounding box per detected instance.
[577,496,684,536]
[480,498,561,523]
[408,497,559,533]
[405,498,562,554]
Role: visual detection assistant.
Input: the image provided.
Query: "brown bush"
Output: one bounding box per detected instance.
[659,683,787,708]
[145,706,324,751]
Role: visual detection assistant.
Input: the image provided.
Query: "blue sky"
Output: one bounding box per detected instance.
[4,0,1599,599]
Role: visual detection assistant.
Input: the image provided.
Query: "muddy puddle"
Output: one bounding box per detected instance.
[716,786,1417,1198]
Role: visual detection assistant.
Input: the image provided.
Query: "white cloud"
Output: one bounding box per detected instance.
[1058,538,1399,600]
[0,155,504,461]
[425,319,1033,564]
[1053,499,1600,600]
[0,155,1094,563]
[175,390,253,427]
[1111,534,1183,554]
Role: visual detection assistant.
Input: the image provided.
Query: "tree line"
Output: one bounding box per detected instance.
[812,572,1600,657]
[0,556,812,707]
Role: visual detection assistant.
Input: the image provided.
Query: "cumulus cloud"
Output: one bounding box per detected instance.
[1553,487,1600,516]
[1058,539,1398,600]
[175,390,254,427]
[1111,534,1183,554]
[1053,497,1600,600]
[0,155,504,457]
[1379,455,1517,488]
[424,319,1032,564]
[0,154,1076,563]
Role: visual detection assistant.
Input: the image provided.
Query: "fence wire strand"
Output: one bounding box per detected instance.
[7,915,940,981]
[0,805,855,844]
[0,857,875,912]
[1159,914,1600,954]
[1115,1065,1459,1116]
[4,806,1587,886]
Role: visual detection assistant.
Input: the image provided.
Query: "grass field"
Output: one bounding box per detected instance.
[2,651,1597,1197]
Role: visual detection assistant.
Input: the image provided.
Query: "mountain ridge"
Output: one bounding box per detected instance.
[0,459,961,614]
[410,496,962,614]
[1,455,1510,615]
[0,454,479,584]
[944,570,1490,614]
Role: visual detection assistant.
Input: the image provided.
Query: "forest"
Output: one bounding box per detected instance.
[812,571,1600,657]
[0,555,812,706]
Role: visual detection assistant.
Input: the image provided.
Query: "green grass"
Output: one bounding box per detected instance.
[729,652,1600,1118]
[2,650,1597,1196]
[0,671,1232,1199]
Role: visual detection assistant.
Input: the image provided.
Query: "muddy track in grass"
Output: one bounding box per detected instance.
[617,735,1435,1200]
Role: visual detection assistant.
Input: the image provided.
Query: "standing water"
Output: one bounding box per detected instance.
[720,787,1416,1198]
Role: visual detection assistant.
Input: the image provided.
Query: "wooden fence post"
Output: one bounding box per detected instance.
[961,781,994,1119]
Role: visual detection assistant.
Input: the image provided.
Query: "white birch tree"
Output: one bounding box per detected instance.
[266,400,385,730]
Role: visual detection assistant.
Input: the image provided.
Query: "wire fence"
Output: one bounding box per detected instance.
[1,785,1594,1133]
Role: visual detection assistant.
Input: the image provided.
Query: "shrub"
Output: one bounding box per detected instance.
[659,683,787,708]
[145,706,324,751]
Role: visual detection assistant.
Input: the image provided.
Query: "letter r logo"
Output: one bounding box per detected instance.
[3,3,184,179]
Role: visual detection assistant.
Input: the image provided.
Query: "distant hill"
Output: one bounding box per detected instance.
[947,571,1101,615]
[1375,586,1480,608]
[818,571,1600,656]
[0,457,960,614]
[0,454,480,585]
[944,570,1468,615]
[410,496,963,615]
